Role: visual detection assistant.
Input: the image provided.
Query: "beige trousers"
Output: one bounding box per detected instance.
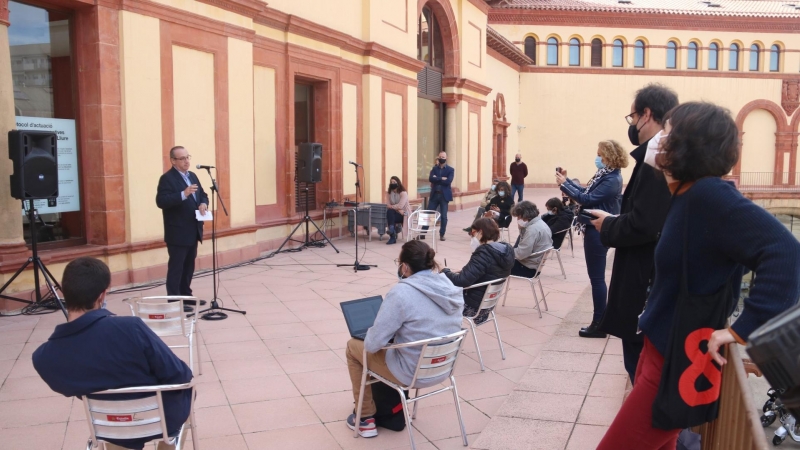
[345,338,401,417]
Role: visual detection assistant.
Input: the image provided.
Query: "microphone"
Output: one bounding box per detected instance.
[196,164,215,170]
[348,161,362,167]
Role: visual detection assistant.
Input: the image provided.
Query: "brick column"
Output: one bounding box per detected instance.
[0,0,29,264]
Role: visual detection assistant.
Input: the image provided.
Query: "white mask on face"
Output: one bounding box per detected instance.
[645,130,667,170]
[518,219,528,227]
[470,236,481,252]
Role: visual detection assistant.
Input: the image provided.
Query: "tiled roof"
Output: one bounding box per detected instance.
[486,26,534,65]
[489,0,800,18]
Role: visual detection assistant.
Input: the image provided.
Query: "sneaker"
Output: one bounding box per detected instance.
[440,235,446,241]
[346,413,377,438]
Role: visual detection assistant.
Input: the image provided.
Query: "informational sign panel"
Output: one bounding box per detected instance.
[15,116,80,214]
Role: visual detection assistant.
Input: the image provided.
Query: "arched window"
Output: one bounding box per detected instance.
[729,43,740,71]
[749,44,760,71]
[417,6,444,68]
[708,43,719,70]
[612,39,624,67]
[687,42,698,70]
[524,37,536,64]
[633,40,645,68]
[547,37,559,65]
[591,39,603,67]
[569,38,580,66]
[770,44,780,72]
[666,41,677,69]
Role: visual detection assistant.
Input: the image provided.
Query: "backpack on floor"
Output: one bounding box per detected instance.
[371,381,409,431]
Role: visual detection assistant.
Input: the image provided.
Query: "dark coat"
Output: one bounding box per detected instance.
[542,209,574,249]
[429,164,454,202]
[156,167,209,247]
[559,169,623,227]
[444,242,515,310]
[597,143,672,340]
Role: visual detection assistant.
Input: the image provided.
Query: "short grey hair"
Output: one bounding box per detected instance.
[169,146,185,159]
[511,201,540,221]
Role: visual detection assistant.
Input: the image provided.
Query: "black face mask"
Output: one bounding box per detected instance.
[389,183,398,190]
[628,124,640,146]
[438,158,446,165]
[515,158,521,162]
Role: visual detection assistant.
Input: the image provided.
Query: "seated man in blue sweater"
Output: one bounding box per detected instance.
[33,257,193,450]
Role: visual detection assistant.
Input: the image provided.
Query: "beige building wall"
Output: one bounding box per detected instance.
[254,66,277,206]
[384,92,404,193]
[119,11,164,243]
[342,83,358,197]
[227,38,256,227]
[459,1,488,84]
[484,54,521,182]
[362,74,382,203]
[519,72,785,184]
[741,110,778,176]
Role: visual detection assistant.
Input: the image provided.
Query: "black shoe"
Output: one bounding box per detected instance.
[184,305,195,313]
[462,227,471,232]
[578,321,607,338]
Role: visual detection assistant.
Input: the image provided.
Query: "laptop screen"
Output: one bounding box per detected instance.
[341,296,383,337]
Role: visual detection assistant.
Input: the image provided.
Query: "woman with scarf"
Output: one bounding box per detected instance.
[557,140,628,338]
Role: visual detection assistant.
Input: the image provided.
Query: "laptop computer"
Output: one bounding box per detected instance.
[341,296,383,340]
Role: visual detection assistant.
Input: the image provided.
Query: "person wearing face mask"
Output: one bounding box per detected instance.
[443,218,514,325]
[541,198,575,250]
[584,84,677,383]
[484,181,515,228]
[463,179,500,233]
[344,240,463,438]
[557,140,628,338]
[509,201,552,277]
[385,176,411,245]
[509,153,528,202]
[423,151,454,241]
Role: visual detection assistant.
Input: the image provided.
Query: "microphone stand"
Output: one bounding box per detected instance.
[196,168,246,321]
[338,163,376,272]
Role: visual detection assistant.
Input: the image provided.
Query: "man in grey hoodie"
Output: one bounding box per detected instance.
[510,201,553,277]
[345,240,464,438]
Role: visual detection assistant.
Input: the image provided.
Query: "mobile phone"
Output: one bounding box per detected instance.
[580,210,598,220]
[556,167,561,173]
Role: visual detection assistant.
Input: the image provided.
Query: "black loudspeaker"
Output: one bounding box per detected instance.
[297,142,322,183]
[8,130,59,200]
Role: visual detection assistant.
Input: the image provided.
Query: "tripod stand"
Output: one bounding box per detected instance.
[196,168,246,321]
[338,163,376,272]
[275,186,339,254]
[0,200,67,318]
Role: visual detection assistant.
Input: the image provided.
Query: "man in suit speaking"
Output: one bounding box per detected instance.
[156,146,209,298]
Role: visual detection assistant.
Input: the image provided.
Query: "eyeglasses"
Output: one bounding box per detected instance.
[624,113,639,126]
[394,258,401,266]
[172,155,192,162]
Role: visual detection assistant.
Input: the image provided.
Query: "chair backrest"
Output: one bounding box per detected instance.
[125,296,195,337]
[531,247,554,278]
[464,278,507,314]
[392,329,468,388]
[552,227,570,250]
[409,209,440,231]
[83,382,193,444]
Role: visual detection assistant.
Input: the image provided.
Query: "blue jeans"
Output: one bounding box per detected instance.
[425,191,449,236]
[511,184,524,202]
[583,225,609,322]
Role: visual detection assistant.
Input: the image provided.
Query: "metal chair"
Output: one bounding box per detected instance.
[354,330,470,450]
[83,381,198,450]
[407,209,441,251]
[498,227,511,243]
[463,278,508,372]
[124,296,201,375]
[398,204,422,241]
[550,228,569,279]
[502,247,553,318]
[563,215,578,258]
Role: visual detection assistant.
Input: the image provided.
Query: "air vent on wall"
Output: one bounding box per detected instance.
[618,0,632,3]
[708,3,721,7]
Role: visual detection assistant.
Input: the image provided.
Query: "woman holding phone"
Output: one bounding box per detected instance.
[557,140,628,338]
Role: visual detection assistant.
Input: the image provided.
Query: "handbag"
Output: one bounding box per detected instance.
[651,194,736,430]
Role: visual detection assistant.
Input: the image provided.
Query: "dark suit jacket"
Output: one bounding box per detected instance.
[429,164,454,202]
[156,167,208,246]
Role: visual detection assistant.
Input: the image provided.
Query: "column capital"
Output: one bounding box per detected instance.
[0,0,9,27]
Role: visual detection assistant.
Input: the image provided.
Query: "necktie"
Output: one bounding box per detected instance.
[181,172,196,201]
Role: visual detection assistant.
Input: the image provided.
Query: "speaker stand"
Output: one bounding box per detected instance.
[0,200,67,318]
[275,187,339,254]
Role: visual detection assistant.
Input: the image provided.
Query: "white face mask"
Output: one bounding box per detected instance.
[470,236,481,252]
[645,130,667,170]
[518,219,528,227]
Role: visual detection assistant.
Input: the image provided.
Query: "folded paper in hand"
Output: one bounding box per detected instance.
[195,210,213,221]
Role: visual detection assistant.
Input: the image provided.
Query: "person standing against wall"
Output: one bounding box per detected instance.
[588,84,678,383]
[509,153,528,202]
[425,151,454,241]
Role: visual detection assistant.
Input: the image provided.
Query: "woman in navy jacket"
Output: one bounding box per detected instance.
[557,140,628,338]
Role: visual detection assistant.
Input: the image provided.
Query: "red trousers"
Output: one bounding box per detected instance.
[597,337,681,450]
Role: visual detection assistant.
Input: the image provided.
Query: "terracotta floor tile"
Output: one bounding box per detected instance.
[0,376,61,401]
[464,347,536,372]
[0,329,33,345]
[275,350,345,374]
[566,423,609,450]
[491,327,551,348]
[233,301,288,315]
[516,368,594,395]
[305,390,353,423]
[542,336,609,354]
[221,374,300,404]
[411,400,489,442]
[577,396,623,426]
[288,367,352,395]
[325,419,429,450]
[0,395,72,428]
[453,354,485,377]
[529,351,601,373]
[468,395,507,418]
[318,331,353,350]
[194,381,229,409]
[194,434,249,450]
[231,397,319,433]
[413,384,458,409]
[193,405,241,439]
[0,421,65,449]
[471,417,573,450]
[264,335,330,355]
[244,423,341,449]
[205,340,271,361]
[214,356,285,380]
[596,354,627,375]
[0,343,23,361]
[604,337,623,355]
[515,343,545,358]
[305,318,348,335]
[200,326,260,344]
[7,357,37,379]
[246,312,302,326]
[495,366,528,383]
[430,433,481,450]
[496,391,584,423]
[454,371,516,401]
[587,373,629,398]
